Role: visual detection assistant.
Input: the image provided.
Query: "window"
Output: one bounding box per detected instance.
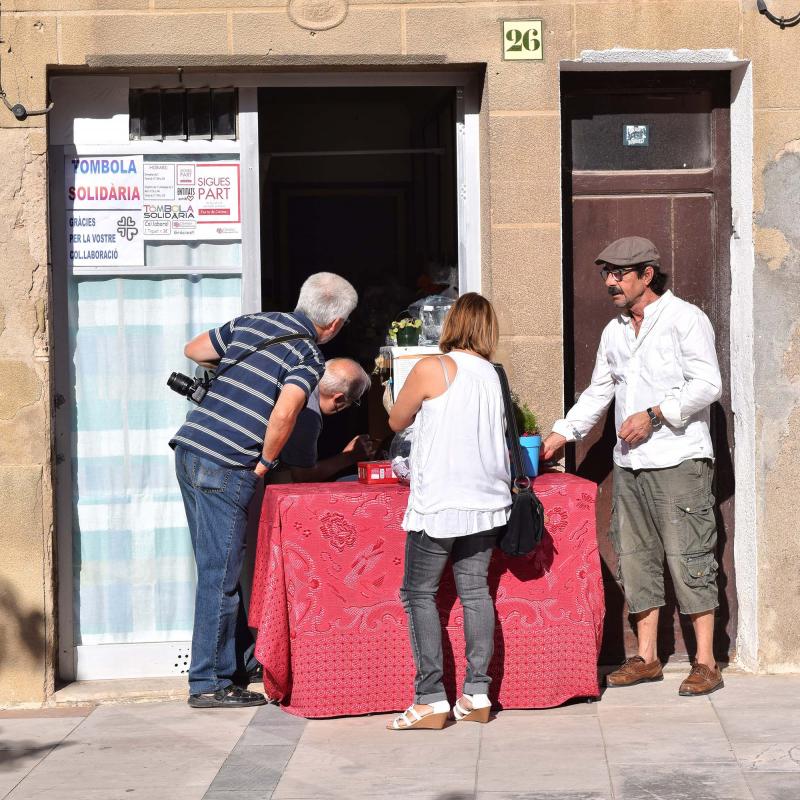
[130,89,238,141]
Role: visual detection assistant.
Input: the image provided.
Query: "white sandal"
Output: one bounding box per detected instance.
[387,700,450,730]
[453,693,491,723]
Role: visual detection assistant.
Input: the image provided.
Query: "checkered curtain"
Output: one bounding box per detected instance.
[70,276,241,644]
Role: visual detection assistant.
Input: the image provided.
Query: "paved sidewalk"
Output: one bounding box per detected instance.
[1,672,799,800]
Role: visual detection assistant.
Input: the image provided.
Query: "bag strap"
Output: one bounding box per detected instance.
[493,363,530,490]
[214,333,315,380]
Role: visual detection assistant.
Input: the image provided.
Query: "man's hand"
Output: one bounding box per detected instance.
[541,432,567,461]
[254,462,268,478]
[343,434,376,462]
[618,411,654,447]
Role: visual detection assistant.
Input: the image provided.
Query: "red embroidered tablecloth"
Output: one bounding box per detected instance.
[250,473,603,718]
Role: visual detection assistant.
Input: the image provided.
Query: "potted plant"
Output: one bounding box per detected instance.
[389,317,422,347]
[511,393,541,477]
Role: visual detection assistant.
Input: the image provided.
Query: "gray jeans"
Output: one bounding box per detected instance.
[400,529,497,704]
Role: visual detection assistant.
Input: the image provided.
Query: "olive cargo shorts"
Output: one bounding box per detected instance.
[610,459,719,615]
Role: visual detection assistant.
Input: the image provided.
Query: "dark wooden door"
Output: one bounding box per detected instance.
[561,72,734,665]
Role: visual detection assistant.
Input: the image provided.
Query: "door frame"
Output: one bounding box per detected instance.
[559,53,757,670]
[50,69,483,682]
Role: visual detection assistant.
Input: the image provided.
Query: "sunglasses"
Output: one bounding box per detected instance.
[600,266,639,282]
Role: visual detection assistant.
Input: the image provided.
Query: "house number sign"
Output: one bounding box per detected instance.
[502,19,543,61]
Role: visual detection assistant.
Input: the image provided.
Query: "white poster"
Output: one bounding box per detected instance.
[67,210,144,268]
[142,161,241,240]
[65,155,145,267]
[143,162,176,201]
[64,155,241,269]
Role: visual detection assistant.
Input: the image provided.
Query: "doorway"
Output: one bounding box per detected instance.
[257,86,460,459]
[560,71,735,664]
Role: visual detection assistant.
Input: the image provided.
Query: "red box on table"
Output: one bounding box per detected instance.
[357,460,398,484]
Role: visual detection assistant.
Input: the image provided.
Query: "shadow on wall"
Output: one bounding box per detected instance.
[0,577,46,678]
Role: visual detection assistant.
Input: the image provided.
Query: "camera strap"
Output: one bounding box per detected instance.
[213,333,316,381]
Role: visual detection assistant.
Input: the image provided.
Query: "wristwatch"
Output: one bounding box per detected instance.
[646,407,662,430]
[258,455,281,472]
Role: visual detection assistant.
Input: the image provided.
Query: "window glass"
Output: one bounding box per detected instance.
[570,91,713,171]
[161,91,185,139]
[138,91,162,139]
[69,275,241,644]
[212,89,237,139]
[187,90,212,139]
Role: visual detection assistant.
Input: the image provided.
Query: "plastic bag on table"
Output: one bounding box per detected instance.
[408,294,456,345]
[389,425,414,484]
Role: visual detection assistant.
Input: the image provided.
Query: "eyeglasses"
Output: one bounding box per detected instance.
[600,266,639,282]
[338,394,361,409]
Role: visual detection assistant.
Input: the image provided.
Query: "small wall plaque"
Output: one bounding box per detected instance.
[623,124,650,147]
[502,20,544,61]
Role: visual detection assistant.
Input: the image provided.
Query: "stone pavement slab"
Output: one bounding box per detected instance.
[4,701,255,800]
[0,715,86,798]
[3,672,800,800]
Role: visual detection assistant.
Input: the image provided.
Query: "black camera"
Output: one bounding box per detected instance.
[167,370,212,404]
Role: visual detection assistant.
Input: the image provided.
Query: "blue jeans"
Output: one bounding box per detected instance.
[400,529,497,704]
[175,445,260,694]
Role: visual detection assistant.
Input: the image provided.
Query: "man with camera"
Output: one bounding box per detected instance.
[270,358,377,483]
[170,272,358,709]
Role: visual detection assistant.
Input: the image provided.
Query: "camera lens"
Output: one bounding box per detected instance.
[167,372,194,396]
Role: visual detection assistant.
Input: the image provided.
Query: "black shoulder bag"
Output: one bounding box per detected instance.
[493,363,545,557]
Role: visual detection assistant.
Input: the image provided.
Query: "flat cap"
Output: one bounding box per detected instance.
[594,236,660,267]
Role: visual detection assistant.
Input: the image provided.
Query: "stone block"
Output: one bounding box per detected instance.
[231,9,401,56]
[0,360,43,421]
[575,2,741,53]
[0,466,46,705]
[0,16,57,129]
[59,13,229,64]
[744,3,800,110]
[8,1,145,8]
[158,0,280,7]
[0,402,49,465]
[496,335,564,431]
[488,114,561,225]
[490,225,562,338]
[405,5,574,112]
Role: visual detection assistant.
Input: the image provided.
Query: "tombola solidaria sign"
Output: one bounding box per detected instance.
[65,156,145,268]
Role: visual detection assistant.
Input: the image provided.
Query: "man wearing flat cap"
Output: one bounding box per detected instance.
[542,236,724,696]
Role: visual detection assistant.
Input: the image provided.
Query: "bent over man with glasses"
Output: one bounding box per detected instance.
[267,357,377,484]
[541,236,725,696]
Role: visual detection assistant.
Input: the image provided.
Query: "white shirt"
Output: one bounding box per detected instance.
[552,291,722,470]
[403,352,512,537]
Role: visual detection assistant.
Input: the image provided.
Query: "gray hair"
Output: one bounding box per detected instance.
[320,358,371,403]
[295,272,358,328]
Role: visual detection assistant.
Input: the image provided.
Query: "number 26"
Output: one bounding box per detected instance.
[506,27,541,52]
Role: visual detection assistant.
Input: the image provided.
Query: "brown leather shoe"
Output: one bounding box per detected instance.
[606,656,663,687]
[678,663,723,696]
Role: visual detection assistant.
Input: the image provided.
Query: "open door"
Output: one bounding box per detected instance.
[561,71,735,664]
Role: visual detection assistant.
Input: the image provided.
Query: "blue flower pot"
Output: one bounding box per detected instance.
[519,435,541,477]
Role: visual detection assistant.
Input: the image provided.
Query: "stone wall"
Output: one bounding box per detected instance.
[1,0,799,703]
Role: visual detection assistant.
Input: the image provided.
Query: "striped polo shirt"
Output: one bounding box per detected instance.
[170,311,325,468]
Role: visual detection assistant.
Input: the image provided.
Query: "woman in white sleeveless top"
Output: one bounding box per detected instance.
[386,293,511,730]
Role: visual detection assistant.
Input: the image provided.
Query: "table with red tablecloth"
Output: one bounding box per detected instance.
[249,473,603,718]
